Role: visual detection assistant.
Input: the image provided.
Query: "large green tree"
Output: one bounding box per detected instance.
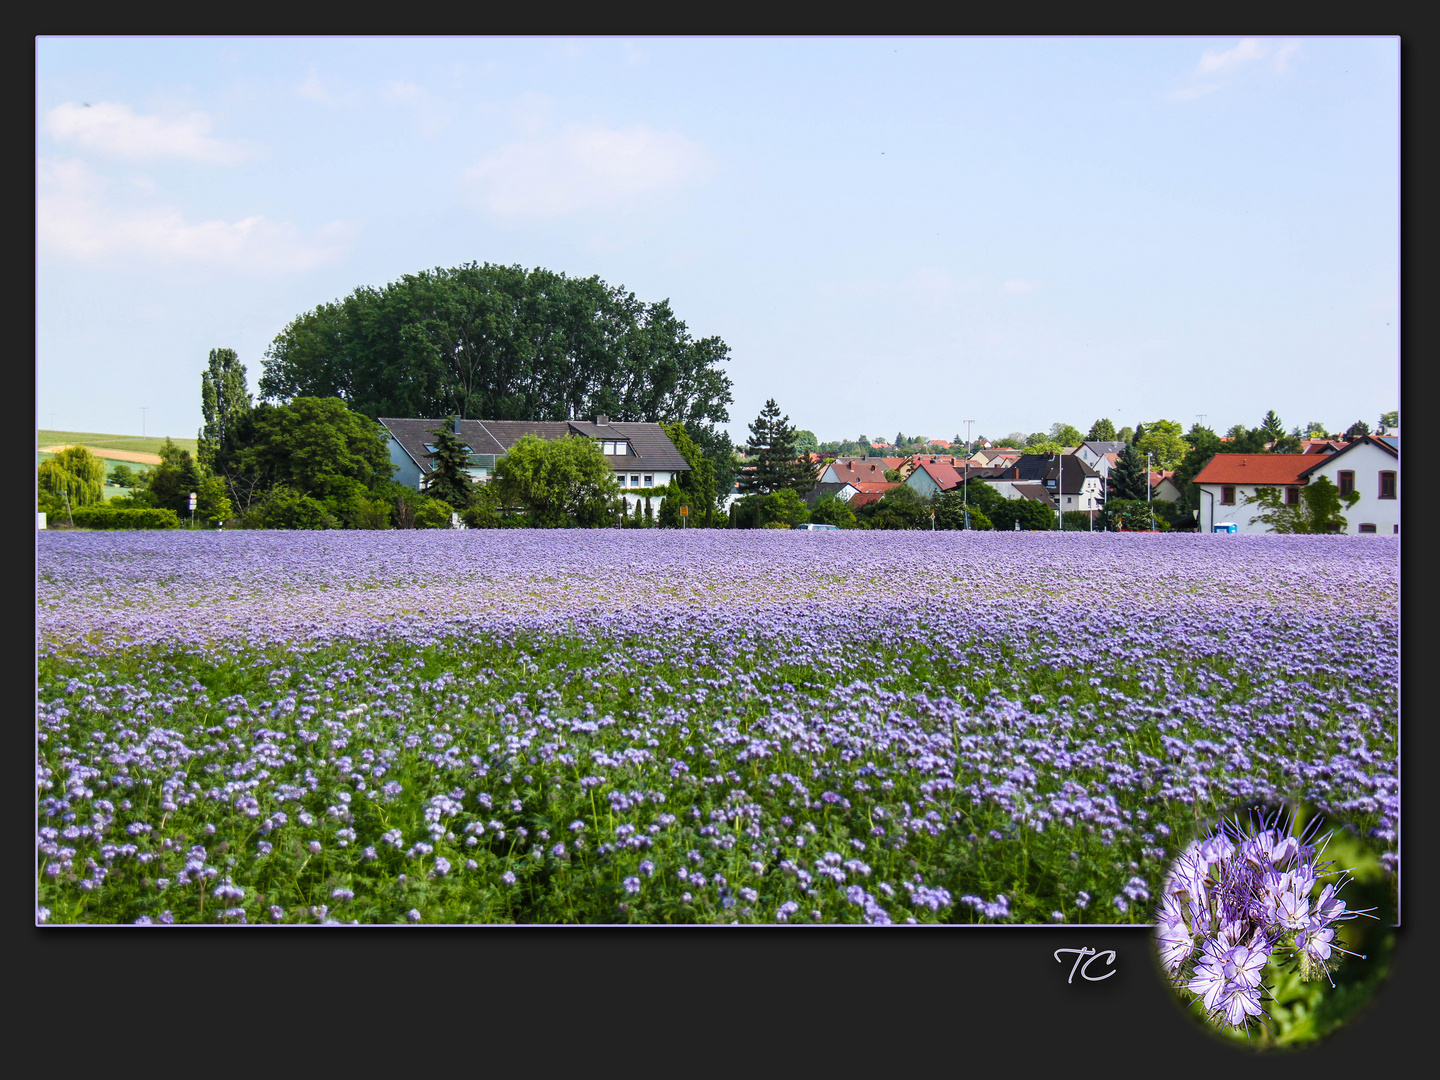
[1086,418,1118,442]
[740,399,814,497]
[215,396,395,512]
[489,434,621,528]
[661,421,719,525]
[38,446,106,519]
[1050,422,1085,447]
[258,261,732,441]
[1173,424,1224,512]
[198,348,252,471]
[1136,419,1188,472]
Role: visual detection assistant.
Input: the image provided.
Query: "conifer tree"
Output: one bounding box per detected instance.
[1109,442,1151,502]
[424,418,475,510]
[741,399,815,497]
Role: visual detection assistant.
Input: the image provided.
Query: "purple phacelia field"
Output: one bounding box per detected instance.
[36,530,1398,925]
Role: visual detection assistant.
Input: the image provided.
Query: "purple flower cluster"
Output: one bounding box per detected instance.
[1155,808,1371,1032]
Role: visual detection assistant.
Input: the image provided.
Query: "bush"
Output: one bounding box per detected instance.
[69,506,181,530]
[254,486,337,530]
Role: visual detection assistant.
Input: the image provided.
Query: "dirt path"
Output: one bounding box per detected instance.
[39,445,164,465]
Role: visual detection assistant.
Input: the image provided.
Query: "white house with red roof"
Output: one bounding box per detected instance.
[1192,436,1398,534]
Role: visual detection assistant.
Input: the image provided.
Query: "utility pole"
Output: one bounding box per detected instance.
[140,407,148,438]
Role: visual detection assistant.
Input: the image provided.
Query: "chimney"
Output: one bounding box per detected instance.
[596,414,610,426]
[452,417,462,434]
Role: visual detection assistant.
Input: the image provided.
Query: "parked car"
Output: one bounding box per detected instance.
[794,523,840,531]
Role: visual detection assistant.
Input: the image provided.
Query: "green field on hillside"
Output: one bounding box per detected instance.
[37,430,199,456]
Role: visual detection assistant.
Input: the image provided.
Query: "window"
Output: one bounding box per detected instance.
[600,440,629,456]
[643,475,654,487]
[1359,523,1377,533]
[1394,524,1400,534]
[1285,487,1300,506]
[1221,485,1236,505]
[1379,471,1396,499]
[1337,471,1355,497]
[630,475,640,486]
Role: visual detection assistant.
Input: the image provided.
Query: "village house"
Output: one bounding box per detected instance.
[378,415,690,513]
[1192,435,1398,534]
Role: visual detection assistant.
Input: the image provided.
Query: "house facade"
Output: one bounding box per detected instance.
[1192,437,1398,534]
[379,415,690,513]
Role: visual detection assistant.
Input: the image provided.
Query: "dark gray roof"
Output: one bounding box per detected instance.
[1010,454,1099,494]
[379,417,690,475]
[1082,441,1127,456]
[804,481,855,507]
[1012,483,1057,507]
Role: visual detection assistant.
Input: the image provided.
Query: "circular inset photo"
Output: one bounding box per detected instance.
[1152,802,1396,1050]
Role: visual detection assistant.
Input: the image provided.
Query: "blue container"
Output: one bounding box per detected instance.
[1212,523,1238,534]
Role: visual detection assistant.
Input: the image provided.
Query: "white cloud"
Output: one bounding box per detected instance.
[1169,38,1302,102]
[1197,37,1269,76]
[37,157,355,273]
[464,123,708,219]
[43,101,257,164]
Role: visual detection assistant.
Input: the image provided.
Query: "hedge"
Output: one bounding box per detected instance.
[69,506,181,530]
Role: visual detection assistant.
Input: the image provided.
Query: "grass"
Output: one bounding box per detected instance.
[38,430,199,457]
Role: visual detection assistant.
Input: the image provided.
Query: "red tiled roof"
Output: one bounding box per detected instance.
[852,480,899,494]
[1192,454,1314,486]
[911,461,964,488]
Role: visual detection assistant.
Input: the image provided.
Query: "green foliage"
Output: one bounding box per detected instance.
[489,434,622,528]
[68,506,181,530]
[257,262,734,448]
[1378,410,1398,433]
[856,484,929,530]
[807,494,857,529]
[1086,418,1117,442]
[661,421,718,525]
[741,399,815,497]
[1135,418,1187,471]
[933,489,994,530]
[107,463,138,489]
[986,497,1057,531]
[251,485,338,530]
[198,347,252,471]
[1242,475,1360,534]
[216,397,396,510]
[1060,510,1095,531]
[1050,422,1084,447]
[1107,443,1150,502]
[1344,419,1371,440]
[1116,426,1135,445]
[39,446,106,509]
[1099,499,1156,531]
[424,418,477,510]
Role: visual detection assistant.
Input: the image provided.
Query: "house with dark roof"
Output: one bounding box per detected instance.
[1075,441,1127,479]
[1192,436,1398,534]
[379,415,690,513]
[1005,453,1104,513]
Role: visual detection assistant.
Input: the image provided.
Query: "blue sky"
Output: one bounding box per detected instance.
[36,36,1399,447]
